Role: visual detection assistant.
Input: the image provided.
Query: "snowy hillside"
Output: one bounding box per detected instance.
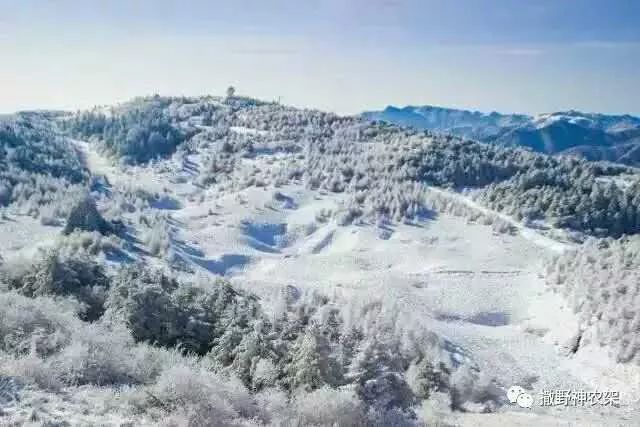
[363,105,640,167]
[0,96,639,426]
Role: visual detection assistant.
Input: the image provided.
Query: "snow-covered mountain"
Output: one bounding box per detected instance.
[362,105,530,141]
[363,106,640,166]
[0,96,639,426]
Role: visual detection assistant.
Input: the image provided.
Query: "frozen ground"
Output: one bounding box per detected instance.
[2,132,637,426]
[0,214,61,260]
[183,190,638,425]
[61,140,640,425]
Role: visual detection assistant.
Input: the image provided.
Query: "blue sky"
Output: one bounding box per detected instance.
[1,0,639,115]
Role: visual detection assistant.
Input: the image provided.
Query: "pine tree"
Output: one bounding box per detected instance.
[285,326,333,392]
[63,196,111,236]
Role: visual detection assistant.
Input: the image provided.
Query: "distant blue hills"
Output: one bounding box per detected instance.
[362,105,640,166]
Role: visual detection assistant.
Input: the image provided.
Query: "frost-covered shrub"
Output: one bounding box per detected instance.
[0,352,66,391]
[315,208,333,223]
[0,290,190,390]
[336,204,363,226]
[251,358,279,390]
[0,291,80,356]
[448,365,503,413]
[0,375,21,407]
[4,250,110,321]
[145,363,260,424]
[103,182,158,218]
[490,217,518,235]
[406,358,451,400]
[291,386,365,426]
[57,230,122,257]
[359,372,416,413]
[2,320,188,390]
[52,322,181,387]
[142,216,172,257]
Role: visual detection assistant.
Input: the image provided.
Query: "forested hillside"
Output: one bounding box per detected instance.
[546,236,640,363]
[0,95,638,425]
[63,96,640,238]
[63,96,198,163]
[0,112,88,222]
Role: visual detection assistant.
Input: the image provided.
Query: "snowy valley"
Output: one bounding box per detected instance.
[0,96,639,426]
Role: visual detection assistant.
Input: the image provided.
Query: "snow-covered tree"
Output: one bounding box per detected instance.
[63,195,111,235]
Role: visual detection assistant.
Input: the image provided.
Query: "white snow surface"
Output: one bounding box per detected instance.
[4,136,636,425]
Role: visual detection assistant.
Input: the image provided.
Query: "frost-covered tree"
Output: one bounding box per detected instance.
[0,114,88,219]
[63,94,640,236]
[2,249,109,321]
[546,236,640,364]
[63,195,111,235]
[284,326,334,392]
[106,266,262,355]
[63,96,193,163]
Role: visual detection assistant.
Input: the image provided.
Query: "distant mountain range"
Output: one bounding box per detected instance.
[362,106,640,166]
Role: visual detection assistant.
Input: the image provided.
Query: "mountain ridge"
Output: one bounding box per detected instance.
[1,94,639,425]
[362,105,640,166]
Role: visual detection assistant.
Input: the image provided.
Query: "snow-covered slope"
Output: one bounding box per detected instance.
[53,138,635,425]
[1,97,639,426]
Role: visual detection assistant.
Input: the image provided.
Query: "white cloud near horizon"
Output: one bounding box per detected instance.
[1,11,639,117]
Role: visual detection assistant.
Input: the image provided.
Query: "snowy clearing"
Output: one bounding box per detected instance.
[2,99,639,426]
[65,137,640,424]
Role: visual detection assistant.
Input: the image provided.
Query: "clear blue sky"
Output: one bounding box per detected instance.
[1,0,639,115]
